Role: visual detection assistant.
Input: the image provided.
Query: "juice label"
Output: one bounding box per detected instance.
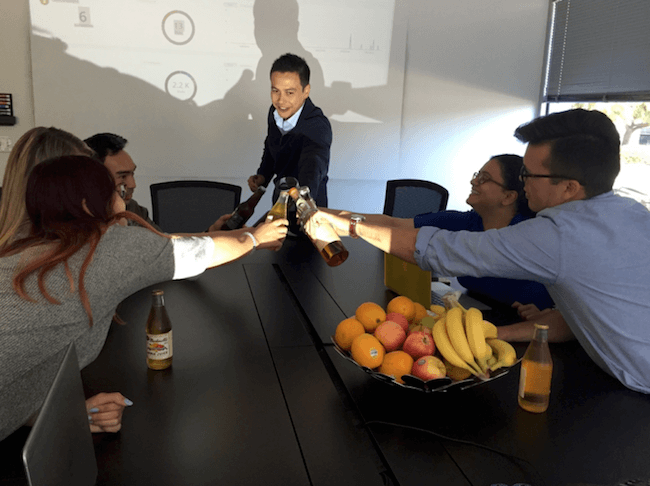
[147,331,173,360]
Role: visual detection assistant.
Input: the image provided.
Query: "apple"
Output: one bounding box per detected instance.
[402,332,435,360]
[385,312,409,333]
[407,323,432,336]
[411,355,446,381]
[374,321,406,352]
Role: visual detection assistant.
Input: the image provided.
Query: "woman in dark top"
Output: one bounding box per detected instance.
[326,154,554,310]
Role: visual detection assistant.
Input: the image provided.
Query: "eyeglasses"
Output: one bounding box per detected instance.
[471,171,508,189]
[519,165,577,183]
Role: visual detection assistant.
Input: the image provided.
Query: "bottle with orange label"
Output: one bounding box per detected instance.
[518,323,552,413]
[288,186,349,267]
[146,289,173,370]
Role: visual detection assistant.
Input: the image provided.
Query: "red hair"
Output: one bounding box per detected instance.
[0,155,168,326]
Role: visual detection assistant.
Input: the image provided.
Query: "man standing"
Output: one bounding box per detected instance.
[320,109,650,394]
[84,132,161,231]
[248,53,332,207]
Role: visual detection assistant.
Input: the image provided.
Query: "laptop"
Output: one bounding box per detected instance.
[22,342,97,486]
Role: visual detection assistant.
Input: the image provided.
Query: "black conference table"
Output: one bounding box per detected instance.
[3,237,650,485]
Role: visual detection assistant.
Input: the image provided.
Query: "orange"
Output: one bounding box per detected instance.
[350,333,385,369]
[386,296,416,323]
[378,351,414,384]
[413,302,428,323]
[355,302,386,332]
[334,317,366,351]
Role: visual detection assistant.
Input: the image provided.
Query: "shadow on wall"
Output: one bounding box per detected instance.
[30,0,406,192]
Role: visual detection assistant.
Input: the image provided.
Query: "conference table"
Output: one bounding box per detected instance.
[3,236,650,485]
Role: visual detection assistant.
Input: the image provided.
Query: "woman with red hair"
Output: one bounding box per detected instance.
[0,155,288,441]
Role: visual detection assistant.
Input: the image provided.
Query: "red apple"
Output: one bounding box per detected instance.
[402,332,435,360]
[411,355,446,381]
[407,323,432,336]
[374,321,406,352]
[385,312,409,333]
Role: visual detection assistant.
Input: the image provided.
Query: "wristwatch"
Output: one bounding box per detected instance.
[349,214,365,239]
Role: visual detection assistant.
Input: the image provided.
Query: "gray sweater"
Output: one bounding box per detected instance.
[0,225,213,439]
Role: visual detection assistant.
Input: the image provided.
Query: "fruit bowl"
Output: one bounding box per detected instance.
[331,336,514,393]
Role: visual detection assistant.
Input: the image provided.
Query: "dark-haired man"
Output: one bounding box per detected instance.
[247,53,332,207]
[320,109,650,393]
[84,133,161,231]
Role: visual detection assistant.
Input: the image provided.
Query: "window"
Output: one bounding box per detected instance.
[541,1,650,209]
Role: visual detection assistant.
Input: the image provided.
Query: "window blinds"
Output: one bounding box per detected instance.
[544,0,650,102]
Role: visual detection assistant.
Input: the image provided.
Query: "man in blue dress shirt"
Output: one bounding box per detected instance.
[321,109,650,394]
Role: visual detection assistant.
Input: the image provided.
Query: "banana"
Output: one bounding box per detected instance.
[465,307,489,373]
[485,342,493,359]
[429,304,446,320]
[486,338,517,371]
[482,320,498,339]
[432,317,478,376]
[445,307,482,375]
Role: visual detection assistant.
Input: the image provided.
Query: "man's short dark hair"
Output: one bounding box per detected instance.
[83,133,128,164]
[514,109,620,198]
[270,53,310,89]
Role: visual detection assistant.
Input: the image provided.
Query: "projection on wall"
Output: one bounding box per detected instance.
[29,0,405,182]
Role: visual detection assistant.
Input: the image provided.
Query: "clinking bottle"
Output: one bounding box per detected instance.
[288,186,349,267]
[518,323,552,413]
[146,289,173,370]
[266,190,290,222]
[221,186,266,230]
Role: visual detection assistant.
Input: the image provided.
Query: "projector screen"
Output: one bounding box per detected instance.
[29,0,406,186]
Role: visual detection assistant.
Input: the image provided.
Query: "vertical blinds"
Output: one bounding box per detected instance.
[544,0,650,102]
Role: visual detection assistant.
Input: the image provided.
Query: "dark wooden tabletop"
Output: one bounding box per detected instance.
[2,235,650,486]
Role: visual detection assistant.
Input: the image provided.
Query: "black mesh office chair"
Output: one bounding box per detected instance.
[150,181,241,233]
[383,179,449,218]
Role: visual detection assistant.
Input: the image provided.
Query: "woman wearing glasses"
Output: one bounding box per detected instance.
[323,154,554,311]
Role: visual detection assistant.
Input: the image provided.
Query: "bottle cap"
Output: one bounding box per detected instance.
[534,323,549,330]
[152,289,164,296]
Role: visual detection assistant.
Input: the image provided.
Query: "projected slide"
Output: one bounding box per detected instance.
[30,0,394,106]
[28,0,405,181]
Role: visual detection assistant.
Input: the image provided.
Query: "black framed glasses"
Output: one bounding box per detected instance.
[471,171,508,189]
[519,165,577,183]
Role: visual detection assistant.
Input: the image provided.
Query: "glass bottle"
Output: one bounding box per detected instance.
[518,323,552,413]
[221,186,266,230]
[288,186,349,267]
[146,290,173,370]
[266,190,290,222]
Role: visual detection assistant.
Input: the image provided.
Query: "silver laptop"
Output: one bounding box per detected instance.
[22,342,97,486]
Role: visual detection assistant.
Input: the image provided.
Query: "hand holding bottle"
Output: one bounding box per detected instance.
[248,219,289,251]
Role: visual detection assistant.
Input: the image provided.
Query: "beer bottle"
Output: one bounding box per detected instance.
[518,323,552,413]
[221,186,266,230]
[266,190,290,222]
[288,186,349,267]
[146,289,173,370]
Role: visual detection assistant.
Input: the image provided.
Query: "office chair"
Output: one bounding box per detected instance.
[383,179,449,218]
[150,180,242,233]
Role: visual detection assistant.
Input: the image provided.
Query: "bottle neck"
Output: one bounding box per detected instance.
[151,293,165,307]
[533,326,548,343]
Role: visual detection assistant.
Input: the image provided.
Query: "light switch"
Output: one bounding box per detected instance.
[0,136,11,152]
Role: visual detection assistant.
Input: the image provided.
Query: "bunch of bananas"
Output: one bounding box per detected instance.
[431,305,517,379]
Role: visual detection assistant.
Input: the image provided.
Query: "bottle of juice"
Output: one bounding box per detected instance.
[518,323,552,413]
[288,186,349,267]
[146,290,173,370]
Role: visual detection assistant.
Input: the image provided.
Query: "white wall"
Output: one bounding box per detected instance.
[0,0,549,220]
